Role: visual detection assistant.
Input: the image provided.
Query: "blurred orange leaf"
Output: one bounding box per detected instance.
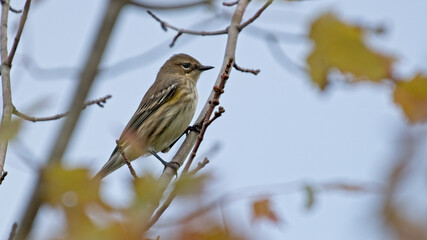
[307,13,394,89]
[252,198,280,224]
[393,74,427,123]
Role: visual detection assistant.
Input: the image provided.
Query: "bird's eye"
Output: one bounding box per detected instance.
[182,62,191,69]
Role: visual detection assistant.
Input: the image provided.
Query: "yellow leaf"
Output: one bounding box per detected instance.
[41,165,102,208]
[125,173,162,225]
[252,198,280,224]
[173,174,210,197]
[394,74,427,123]
[307,13,394,89]
[133,174,162,205]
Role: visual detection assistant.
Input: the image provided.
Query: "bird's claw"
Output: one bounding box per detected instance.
[186,124,201,134]
[161,161,180,178]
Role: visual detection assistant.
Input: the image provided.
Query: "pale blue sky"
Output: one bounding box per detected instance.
[1,0,427,239]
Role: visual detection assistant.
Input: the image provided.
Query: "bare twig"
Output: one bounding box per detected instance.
[116,140,137,179]
[13,95,112,122]
[0,0,12,182]
[207,106,225,126]
[1,0,22,13]
[16,0,127,238]
[223,0,239,6]
[187,157,210,175]
[148,0,271,47]
[183,62,231,174]
[238,0,272,30]
[233,62,260,75]
[7,0,31,65]
[147,10,228,47]
[7,223,17,240]
[129,0,211,10]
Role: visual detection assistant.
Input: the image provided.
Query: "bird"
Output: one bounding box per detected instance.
[94,54,214,180]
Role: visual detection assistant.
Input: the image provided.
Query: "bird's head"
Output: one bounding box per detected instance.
[158,53,214,82]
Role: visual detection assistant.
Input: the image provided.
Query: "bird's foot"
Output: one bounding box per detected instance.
[149,150,180,178]
[186,124,201,134]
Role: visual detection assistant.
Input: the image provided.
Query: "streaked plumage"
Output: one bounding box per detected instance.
[94,54,213,180]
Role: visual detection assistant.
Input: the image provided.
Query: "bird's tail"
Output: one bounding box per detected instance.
[93,147,125,180]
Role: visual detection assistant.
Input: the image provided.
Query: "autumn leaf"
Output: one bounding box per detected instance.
[252,198,280,224]
[393,74,427,123]
[173,173,210,197]
[41,165,102,208]
[307,13,394,89]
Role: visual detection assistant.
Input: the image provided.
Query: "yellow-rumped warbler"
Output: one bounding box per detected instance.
[94,54,213,180]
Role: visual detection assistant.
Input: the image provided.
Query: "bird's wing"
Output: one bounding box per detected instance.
[121,79,179,139]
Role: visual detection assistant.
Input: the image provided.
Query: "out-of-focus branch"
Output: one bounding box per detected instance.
[0,0,12,183]
[15,0,126,238]
[382,134,427,239]
[129,0,211,10]
[161,180,381,226]
[13,95,112,122]
[7,0,31,65]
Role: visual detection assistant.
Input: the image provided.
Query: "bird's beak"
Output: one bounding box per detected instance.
[198,65,214,71]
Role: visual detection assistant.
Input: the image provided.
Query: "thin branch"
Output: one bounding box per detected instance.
[116,140,137,179]
[148,0,271,47]
[223,0,239,6]
[145,0,255,231]
[129,0,211,10]
[183,63,231,174]
[206,106,224,126]
[16,0,127,238]
[13,95,112,122]
[7,223,17,240]
[162,180,381,226]
[187,157,209,175]
[7,0,31,65]
[238,0,272,30]
[0,0,12,180]
[147,10,227,34]
[1,0,22,13]
[144,156,210,231]
[233,62,260,75]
